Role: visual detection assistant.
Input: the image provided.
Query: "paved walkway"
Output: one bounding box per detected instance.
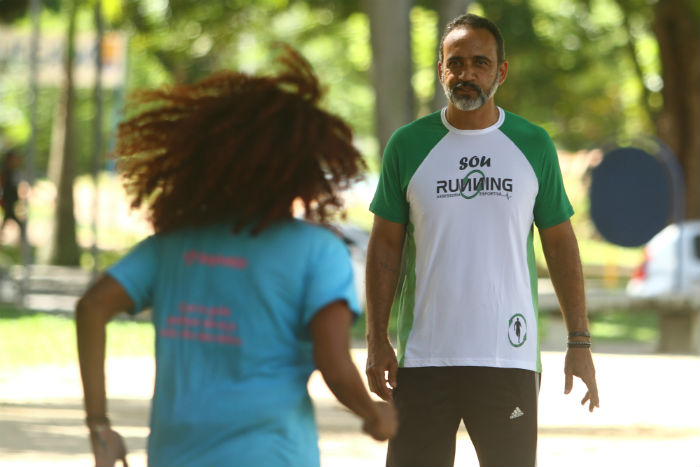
[0,349,698,467]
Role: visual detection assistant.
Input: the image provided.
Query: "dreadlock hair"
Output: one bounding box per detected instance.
[114,46,366,235]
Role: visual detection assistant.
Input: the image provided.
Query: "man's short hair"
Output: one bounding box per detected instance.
[438,14,506,65]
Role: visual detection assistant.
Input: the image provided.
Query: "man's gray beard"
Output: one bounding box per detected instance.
[442,73,500,111]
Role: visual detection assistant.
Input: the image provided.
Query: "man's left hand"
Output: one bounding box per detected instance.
[564,347,600,412]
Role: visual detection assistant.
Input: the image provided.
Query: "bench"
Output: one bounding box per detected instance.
[0,265,93,315]
[538,279,700,354]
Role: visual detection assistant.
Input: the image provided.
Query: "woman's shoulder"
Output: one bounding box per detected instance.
[277,219,343,244]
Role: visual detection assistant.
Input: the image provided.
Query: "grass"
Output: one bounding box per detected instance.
[588,309,659,343]
[0,307,154,371]
[0,304,660,371]
[351,307,659,344]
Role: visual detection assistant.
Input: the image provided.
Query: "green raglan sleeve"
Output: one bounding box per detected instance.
[532,132,574,229]
[369,132,410,224]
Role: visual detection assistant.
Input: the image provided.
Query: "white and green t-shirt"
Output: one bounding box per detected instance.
[370,107,573,372]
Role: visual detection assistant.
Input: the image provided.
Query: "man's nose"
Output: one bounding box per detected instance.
[457,65,476,81]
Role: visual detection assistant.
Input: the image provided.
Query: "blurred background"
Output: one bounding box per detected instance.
[0,0,698,347]
[0,0,698,465]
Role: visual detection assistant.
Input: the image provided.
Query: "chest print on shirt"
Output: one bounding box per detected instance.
[435,154,514,200]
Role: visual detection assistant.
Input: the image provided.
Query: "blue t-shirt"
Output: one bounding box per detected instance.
[108,220,359,467]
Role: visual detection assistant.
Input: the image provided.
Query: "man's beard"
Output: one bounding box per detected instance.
[442,72,500,111]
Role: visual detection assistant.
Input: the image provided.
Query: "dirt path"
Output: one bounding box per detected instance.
[1,350,698,467]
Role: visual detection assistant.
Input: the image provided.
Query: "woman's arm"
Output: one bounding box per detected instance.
[76,274,135,466]
[309,300,397,441]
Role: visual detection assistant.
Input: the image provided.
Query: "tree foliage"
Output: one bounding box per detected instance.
[471,0,658,150]
[0,0,696,219]
[0,0,59,23]
[3,0,683,165]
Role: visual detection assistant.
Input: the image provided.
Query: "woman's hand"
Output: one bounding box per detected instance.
[89,424,129,467]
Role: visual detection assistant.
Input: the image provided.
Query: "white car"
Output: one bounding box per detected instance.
[626,220,700,298]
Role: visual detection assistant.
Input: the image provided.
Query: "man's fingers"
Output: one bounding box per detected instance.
[583,375,599,411]
[580,392,590,406]
[375,377,393,401]
[564,373,573,394]
[387,362,398,389]
[367,368,392,401]
[373,385,392,401]
[565,371,600,413]
[586,383,600,412]
[564,350,600,412]
[582,391,599,412]
[366,345,398,401]
[366,370,380,394]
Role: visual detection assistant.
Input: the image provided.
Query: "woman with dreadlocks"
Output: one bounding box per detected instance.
[76,47,397,467]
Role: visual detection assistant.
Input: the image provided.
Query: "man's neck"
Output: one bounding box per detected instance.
[444,101,500,130]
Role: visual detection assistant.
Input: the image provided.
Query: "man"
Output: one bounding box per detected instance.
[365,13,599,467]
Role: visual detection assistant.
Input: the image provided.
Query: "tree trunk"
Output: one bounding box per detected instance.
[45,0,80,265]
[364,0,415,158]
[653,0,700,219]
[431,0,472,112]
[90,0,104,278]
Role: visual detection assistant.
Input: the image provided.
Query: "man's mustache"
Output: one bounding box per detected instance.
[452,81,483,94]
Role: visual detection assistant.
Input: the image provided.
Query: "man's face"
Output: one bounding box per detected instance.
[438,27,507,111]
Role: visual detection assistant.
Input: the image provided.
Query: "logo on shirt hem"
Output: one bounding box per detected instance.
[508,313,527,347]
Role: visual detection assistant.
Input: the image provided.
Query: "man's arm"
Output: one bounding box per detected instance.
[365,215,406,401]
[76,274,134,466]
[539,220,600,412]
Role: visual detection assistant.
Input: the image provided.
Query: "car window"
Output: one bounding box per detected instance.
[694,234,700,260]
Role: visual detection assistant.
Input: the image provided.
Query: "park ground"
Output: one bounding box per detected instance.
[0,346,698,467]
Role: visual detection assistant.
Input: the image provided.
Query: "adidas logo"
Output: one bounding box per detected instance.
[509,407,524,420]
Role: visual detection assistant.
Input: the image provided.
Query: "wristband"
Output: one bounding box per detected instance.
[86,415,110,427]
[568,331,590,338]
[567,341,591,348]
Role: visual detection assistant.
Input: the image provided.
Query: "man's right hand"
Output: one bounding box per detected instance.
[366,339,398,401]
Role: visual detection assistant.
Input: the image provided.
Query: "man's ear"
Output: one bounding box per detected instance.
[437,61,443,83]
[498,60,508,85]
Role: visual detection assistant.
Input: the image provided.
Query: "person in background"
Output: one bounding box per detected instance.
[77,46,397,467]
[365,13,599,467]
[0,147,27,244]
